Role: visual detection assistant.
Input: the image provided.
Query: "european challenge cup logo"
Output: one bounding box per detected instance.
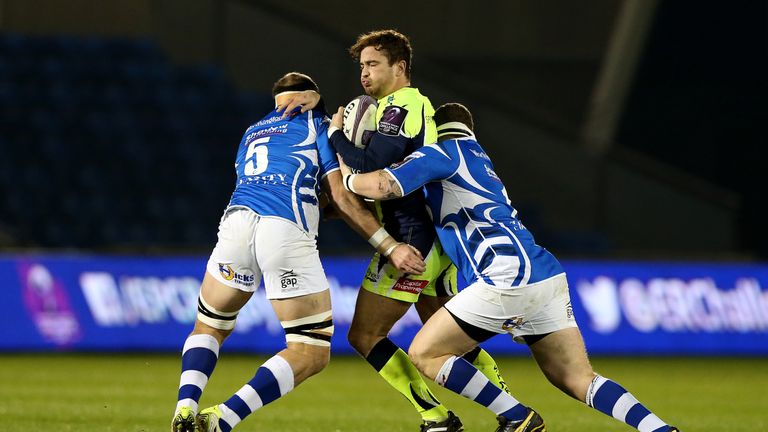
[20,263,81,346]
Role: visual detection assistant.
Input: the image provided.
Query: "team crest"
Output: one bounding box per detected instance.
[218,264,235,281]
[502,316,525,331]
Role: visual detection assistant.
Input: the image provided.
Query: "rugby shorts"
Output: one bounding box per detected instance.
[444,273,577,342]
[206,207,330,299]
[361,238,458,303]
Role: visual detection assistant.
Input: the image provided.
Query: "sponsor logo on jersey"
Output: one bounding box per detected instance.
[392,277,428,294]
[364,268,379,283]
[501,316,525,331]
[253,115,283,128]
[218,264,255,286]
[389,151,425,170]
[245,124,288,143]
[470,148,491,161]
[378,105,408,136]
[238,173,289,186]
[566,301,574,319]
[280,269,299,290]
[484,164,502,183]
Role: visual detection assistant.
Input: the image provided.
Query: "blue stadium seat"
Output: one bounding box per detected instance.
[0,33,275,249]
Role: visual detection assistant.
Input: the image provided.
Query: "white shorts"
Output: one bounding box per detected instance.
[444,273,577,343]
[206,207,330,299]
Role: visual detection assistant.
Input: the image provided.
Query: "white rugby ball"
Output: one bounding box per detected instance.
[342,95,378,148]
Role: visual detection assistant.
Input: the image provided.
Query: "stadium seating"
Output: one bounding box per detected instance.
[0,33,274,250]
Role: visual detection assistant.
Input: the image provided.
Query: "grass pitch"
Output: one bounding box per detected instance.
[0,354,765,431]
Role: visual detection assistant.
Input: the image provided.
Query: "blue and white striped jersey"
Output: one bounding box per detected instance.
[385,135,564,288]
[228,108,339,237]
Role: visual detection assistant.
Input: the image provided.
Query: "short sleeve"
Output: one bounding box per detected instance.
[385,143,457,196]
[316,116,339,178]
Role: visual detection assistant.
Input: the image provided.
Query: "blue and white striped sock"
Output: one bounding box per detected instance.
[217,355,295,432]
[587,375,671,432]
[176,334,220,414]
[436,355,529,421]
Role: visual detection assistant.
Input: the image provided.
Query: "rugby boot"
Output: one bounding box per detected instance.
[171,406,195,432]
[494,408,545,432]
[197,405,224,432]
[420,410,464,432]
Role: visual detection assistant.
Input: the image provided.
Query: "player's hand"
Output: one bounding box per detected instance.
[337,154,352,177]
[276,90,321,118]
[388,243,425,275]
[331,106,344,129]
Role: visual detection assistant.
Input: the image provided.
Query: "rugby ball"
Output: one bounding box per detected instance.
[342,95,378,148]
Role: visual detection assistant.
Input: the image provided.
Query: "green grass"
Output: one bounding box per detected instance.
[0,354,765,431]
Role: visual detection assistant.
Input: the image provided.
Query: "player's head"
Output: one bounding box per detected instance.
[271,72,319,97]
[435,103,475,141]
[349,29,412,98]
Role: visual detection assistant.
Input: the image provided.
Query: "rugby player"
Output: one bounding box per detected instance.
[341,102,680,432]
[325,30,509,432]
[170,72,425,432]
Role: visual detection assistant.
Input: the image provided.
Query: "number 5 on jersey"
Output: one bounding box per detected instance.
[245,137,269,175]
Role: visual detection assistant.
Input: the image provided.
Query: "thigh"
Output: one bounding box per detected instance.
[200,270,254,312]
[413,307,480,357]
[350,287,412,335]
[270,290,332,322]
[410,307,480,379]
[255,217,330,300]
[528,327,595,399]
[414,294,450,324]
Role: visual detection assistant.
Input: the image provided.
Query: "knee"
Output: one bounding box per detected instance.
[546,368,596,401]
[407,343,431,376]
[288,344,330,379]
[347,323,375,357]
[193,320,233,345]
[304,348,330,376]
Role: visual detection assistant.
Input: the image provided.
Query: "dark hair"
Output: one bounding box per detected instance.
[349,29,412,79]
[434,103,474,130]
[271,72,319,97]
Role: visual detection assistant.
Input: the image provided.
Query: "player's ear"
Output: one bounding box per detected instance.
[395,60,406,77]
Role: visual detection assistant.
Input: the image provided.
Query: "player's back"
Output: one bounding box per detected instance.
[228,108,337,237]
[385,135,564,287]
[429,137,563,287]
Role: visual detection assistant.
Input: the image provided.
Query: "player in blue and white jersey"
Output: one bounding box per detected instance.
[170,72,425,432]
[342,103,680,432]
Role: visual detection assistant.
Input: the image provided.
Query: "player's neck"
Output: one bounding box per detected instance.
[378,81,411,99]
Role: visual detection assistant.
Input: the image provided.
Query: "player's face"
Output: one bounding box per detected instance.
[359,46,402,99]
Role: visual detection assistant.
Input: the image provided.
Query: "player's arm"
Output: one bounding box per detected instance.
[320,171,425,274]
[328,107,409,172]
[342,166,404,200]
[339,144,456,201]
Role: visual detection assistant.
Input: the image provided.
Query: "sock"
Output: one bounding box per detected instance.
[176,334,220,414]
[217,355,295,432]
[586,375,671,432]
[463,347,511,394]
[366,338,448,422]
[436,355,528,421]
